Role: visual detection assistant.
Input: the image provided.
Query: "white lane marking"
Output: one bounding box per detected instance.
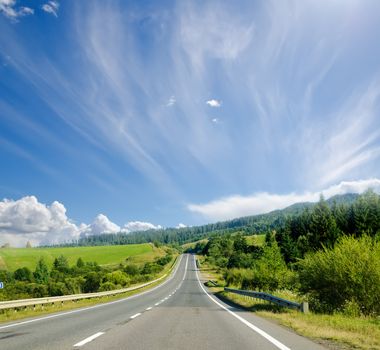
[0,255,185,331]
[154,302,160,306]
[146,307,153,311]
[194,256,291,350]
[130,313,141,319]
[73,332,104,347]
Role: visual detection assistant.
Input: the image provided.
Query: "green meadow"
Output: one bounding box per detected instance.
[0,243,155,271]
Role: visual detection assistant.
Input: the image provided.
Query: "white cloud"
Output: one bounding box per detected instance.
[206,99,221,108]
[0,0,33,19]
[42,1,59,17]
[122,221,162,233]
[176,223,187,229]
[0,196,82,247]
[211,118,220,124]
[188,178,380,221]
[166,96,176,107]
[0,196,162,246]
[82,214,120,236]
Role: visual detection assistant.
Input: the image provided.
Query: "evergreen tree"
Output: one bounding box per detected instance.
[34,257,49,284]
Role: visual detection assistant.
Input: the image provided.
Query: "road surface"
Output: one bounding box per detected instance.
[0,254,326,349]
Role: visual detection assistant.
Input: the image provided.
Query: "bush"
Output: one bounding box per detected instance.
[99,282,116,291]
[103,271,130,287]
[14,267,32,282]
[298,235,380,315]
[124,264,139,276]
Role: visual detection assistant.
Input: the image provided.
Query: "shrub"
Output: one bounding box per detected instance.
[103,271,130,287]
[298,235,380,315]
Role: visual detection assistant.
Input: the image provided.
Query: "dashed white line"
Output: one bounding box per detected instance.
[130,312,142,319]
[154,302,160,306]
[73,332,104,347]
[194,256,291,350]
[146,307,153,311]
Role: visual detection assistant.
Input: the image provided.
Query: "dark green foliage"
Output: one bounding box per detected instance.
[14,267,32,282]
[298,235,380,315]
[83,272,101,293]
[76,257,85,268]
[53,255,69,272]
[124,264,139,276]
[34,258,49,284]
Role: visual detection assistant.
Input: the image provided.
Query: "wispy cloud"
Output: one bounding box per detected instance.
[206,99,221,108]
[166,95,176,107]
[42,1,59,17]
[188,178,380,221]
[0,0,33,19]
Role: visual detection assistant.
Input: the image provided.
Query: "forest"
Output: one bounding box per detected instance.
[196,190,380,316]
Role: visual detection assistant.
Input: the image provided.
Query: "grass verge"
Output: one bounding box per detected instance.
[198,257,380,350]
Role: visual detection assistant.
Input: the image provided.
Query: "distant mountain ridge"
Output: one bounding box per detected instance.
[72,193,359,247]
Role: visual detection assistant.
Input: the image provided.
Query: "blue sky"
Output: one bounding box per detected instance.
[1,0,380,245]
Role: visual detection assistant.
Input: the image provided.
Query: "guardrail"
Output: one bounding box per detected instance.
[224,287,309,313]
[0,255,180,311]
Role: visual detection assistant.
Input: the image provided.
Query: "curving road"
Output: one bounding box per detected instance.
[0,254,326,349]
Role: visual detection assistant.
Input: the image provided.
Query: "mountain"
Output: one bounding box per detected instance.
[72,193,359,247]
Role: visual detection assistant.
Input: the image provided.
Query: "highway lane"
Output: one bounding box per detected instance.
[0,254,327,349]
[81,255,326,350]
[0,255,186,350]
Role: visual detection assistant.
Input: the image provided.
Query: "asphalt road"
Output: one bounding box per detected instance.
[0,254,326,350]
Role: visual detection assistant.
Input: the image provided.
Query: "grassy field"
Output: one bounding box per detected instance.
[0,243,158,271]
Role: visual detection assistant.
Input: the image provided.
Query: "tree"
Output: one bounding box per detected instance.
[76,257,85,268]
[53,255,69,272]
[34,258,49,284]
[309,195,339,248]
[14,267,32,282]
[26,241,32,248]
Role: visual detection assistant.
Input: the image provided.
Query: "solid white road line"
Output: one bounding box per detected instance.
[146,307,153,311]
[73,332,104,347]
[0,255,185,331]
[194,256,291,350]
[130,313,142,319]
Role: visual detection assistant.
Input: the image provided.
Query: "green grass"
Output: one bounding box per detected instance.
[221,291,380,350]
[0,243,156,271]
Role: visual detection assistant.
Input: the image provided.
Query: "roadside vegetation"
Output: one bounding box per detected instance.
[0,245,177,301]
[196,190,380,349]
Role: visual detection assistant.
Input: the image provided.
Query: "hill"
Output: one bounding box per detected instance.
[76,193,359,246]
[0,243,160,271]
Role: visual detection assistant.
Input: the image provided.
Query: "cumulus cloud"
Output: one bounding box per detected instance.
[0,196,163,247]
[0,196,82,247]
[176,223,187,229]
[206,99,221,108]
[122,221,162,233]
[188,178,380,221]
[82,214,120,236]
[42,1,59,17]
[0,0,33,19]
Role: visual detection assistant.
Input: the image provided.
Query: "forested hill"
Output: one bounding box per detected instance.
[71,193,359,247]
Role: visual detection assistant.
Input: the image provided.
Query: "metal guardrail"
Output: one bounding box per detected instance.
[224,287,309,313]
[0,255,180,311]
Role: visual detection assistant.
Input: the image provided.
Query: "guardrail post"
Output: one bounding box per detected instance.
[300,302,309,314]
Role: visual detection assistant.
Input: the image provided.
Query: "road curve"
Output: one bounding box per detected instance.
[0,254,326,349]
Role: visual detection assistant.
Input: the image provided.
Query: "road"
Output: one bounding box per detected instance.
[0,254,326,349]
